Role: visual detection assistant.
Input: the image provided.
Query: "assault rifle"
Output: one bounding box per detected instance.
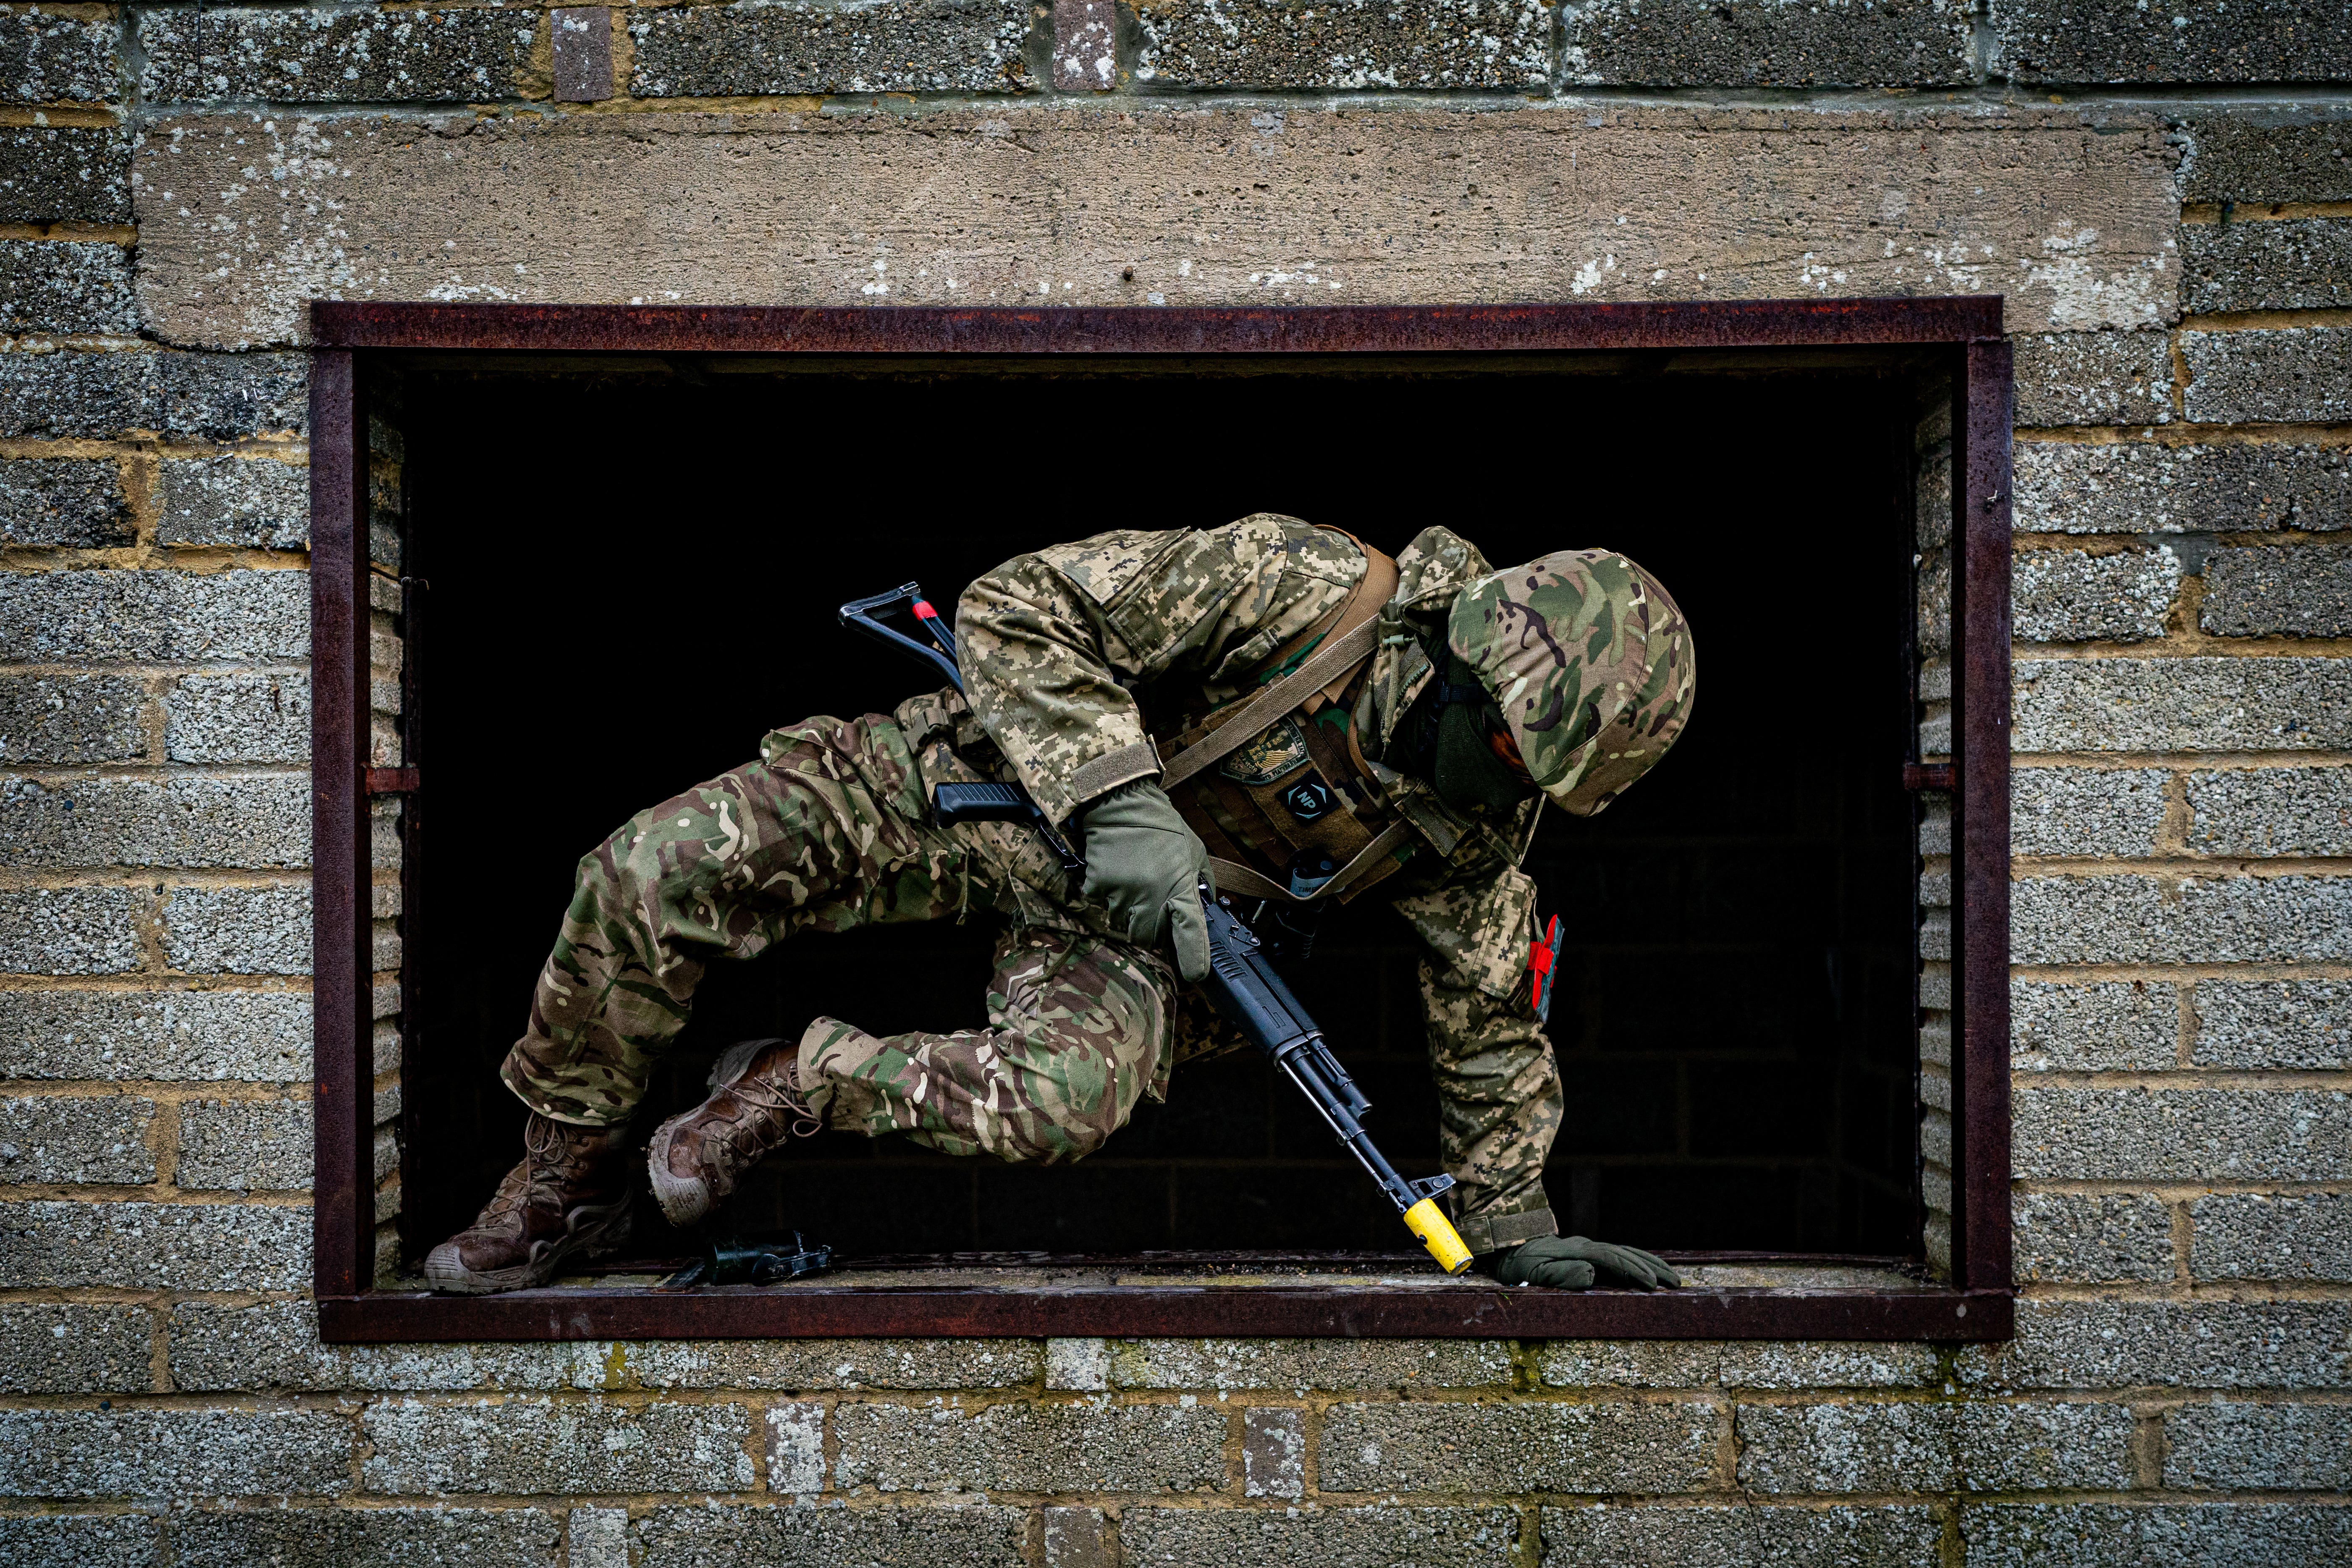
[840,584,1476,1275]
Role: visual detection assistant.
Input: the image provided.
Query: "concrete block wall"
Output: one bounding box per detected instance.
[1,2,2347,1563]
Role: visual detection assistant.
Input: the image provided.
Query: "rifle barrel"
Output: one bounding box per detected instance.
[1199,893,1474,1275]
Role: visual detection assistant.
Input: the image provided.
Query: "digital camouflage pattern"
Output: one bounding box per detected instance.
[956,516,1570,1248]
[956,515,1368,829]
[1446,549,1696,816]
[1390,868,1563,1254]
[503,518,1693,1252]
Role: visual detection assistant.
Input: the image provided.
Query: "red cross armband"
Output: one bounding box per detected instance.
[1531,914,1560,1025]
[1516,913,1561,1026]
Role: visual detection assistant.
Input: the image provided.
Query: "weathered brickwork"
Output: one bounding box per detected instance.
[156,453,309,548]
[631,0,1035,96]
[0,125,128,222]
[2201,542,2352,637]
[2009,767,2167,857]
[2011,331,2173,427]
[0,238,135,335]
[0,7,119,105]
[1,7,2345,1564]
[1138,0,1550,90]
[2012,658,2352,751]
[2011,979,2176,1071]
[0,456,130,548]
[1995,0,2352,84]
[2182,325,2352,424]
[2192,979,2351,1068]
[139,7,542,105]
[2178,113,2352,203]
[2183,217,2352,313]
[2013,441,2352,534]
[2011,548,2179,642]
[2012,1191,2175,1281]
[0,348,307,439]
[1564,0,1972,87]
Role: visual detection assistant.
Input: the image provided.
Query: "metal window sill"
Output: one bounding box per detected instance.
[318,1254,2013,1341]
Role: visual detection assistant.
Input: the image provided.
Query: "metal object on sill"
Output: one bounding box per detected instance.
[662,1232,835,1289]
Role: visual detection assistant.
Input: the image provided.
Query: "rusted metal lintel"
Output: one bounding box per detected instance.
[365,767,420,795]
[310,298,2005,357]
[319,1286,2011,1343]
[1902,763,1954,792]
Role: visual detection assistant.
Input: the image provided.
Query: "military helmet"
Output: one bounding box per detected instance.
[1444,549,1696,816]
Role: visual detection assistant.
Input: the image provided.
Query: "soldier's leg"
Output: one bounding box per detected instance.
[801,926,1175,1164]
[1421,969,1566,1257]
[500,714,965,1127]
[432,713,962,1293]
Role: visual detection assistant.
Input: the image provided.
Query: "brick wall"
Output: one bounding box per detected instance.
[1,3,2346,1565]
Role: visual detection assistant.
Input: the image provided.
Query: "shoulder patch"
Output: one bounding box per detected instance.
[1220,716,1312,786]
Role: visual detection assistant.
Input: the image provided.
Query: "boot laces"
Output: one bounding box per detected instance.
[482,1114,592,1224]
[726,1058,822,1155]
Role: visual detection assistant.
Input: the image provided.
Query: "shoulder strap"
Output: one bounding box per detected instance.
[1159,542,1400,792]
[1206,819,1414,904]
[1162,619,1376,791]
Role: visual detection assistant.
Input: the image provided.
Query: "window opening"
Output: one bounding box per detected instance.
[309,303,2013,1340]
[402,369,1917,1264]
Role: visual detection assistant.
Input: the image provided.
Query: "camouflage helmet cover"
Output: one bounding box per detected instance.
[1445,549,1696,816]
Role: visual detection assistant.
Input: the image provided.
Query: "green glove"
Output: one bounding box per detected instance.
[1078,779,1212,982]
[1484,1235,1682,1290]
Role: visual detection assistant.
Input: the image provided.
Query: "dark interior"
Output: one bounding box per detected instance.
[398,356,1922,1267]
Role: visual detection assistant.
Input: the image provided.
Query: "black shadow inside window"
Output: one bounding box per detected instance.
[398,365,1919,1269]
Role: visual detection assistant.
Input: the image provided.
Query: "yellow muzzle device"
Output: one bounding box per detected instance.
[1405,1197,1476,1276]
[1197,891,1484,1278]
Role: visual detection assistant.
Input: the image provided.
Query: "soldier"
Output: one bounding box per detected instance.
[425,517,1696,1295]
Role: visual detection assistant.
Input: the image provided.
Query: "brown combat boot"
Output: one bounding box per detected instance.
[422,1113,635,1295]
[646,1037,822,1227]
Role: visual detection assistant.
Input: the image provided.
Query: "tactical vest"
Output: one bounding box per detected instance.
[1153,537,1409,905]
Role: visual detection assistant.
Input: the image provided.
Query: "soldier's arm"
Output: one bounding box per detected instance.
[1390,867,1565,1257]
[955,518,1363,827]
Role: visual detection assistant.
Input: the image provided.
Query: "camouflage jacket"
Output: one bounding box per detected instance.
[956,515,1550,1013]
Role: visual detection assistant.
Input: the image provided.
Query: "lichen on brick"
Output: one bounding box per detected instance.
[1140,0,1550,90]
[139,7,539,103]
[629,0,1034,97]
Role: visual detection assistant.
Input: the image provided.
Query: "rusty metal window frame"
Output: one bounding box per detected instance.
[309,300,2013,1343]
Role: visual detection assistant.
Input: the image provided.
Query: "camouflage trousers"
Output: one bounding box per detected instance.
[501,693,1172,1164]
[500,690,1560,1243]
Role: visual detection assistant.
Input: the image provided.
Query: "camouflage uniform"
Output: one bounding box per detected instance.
[1450,549,1696,819]
[503,698,1175,1167]
[505,518,1686,1254]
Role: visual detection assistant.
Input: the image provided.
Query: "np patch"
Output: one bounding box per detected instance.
[1280,779,1335,821]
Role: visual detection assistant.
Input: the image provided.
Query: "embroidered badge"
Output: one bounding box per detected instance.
[1221,716,1311,785]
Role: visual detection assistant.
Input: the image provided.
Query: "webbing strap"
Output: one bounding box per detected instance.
[1317,819,1414,900]
[1206,819,1414,905]
[1162,617,1381,790]
[1202,858,1291,902]
[1157,540,1400,791]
